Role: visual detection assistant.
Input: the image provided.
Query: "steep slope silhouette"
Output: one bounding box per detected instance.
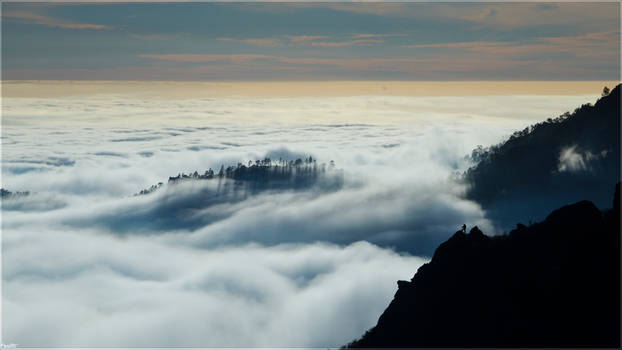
[464,85,620,229]
[346,184,620,348]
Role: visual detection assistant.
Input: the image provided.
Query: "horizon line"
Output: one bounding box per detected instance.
[4,80,619,98]
[4,79,621,83]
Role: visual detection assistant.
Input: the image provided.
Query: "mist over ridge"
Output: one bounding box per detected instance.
[463,84,621,230]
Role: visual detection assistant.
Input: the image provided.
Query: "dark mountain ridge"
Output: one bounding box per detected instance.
[463,84,620,229]
[346,184,620,347]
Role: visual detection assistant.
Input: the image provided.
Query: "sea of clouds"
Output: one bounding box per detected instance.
[1,93,598,347]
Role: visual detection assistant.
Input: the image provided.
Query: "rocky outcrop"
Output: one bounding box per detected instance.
[346,185,620,348]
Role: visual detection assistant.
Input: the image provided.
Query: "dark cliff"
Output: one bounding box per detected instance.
[346,184,620,348]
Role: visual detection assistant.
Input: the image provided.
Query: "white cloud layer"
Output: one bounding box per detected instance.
[3,229,424,347]
[1,93,598,346]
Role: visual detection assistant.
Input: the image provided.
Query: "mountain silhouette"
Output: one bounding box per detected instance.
[463,85,620,229]
[346,184,620,348]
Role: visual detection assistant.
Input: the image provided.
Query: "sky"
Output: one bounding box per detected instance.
[2,2,620,81]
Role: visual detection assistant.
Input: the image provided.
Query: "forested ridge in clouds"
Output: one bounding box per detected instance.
[464,85,621,230]
[1,91,606,346]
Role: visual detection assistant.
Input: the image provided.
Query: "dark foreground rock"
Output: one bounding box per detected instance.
[346,184,620,348]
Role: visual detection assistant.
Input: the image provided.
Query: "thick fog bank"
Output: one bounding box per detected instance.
[1,94,599,346]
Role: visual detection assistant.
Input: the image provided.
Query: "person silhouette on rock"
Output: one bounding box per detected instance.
[461,224,467,233]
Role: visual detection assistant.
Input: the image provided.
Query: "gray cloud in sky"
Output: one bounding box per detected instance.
[2,3,619,80]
